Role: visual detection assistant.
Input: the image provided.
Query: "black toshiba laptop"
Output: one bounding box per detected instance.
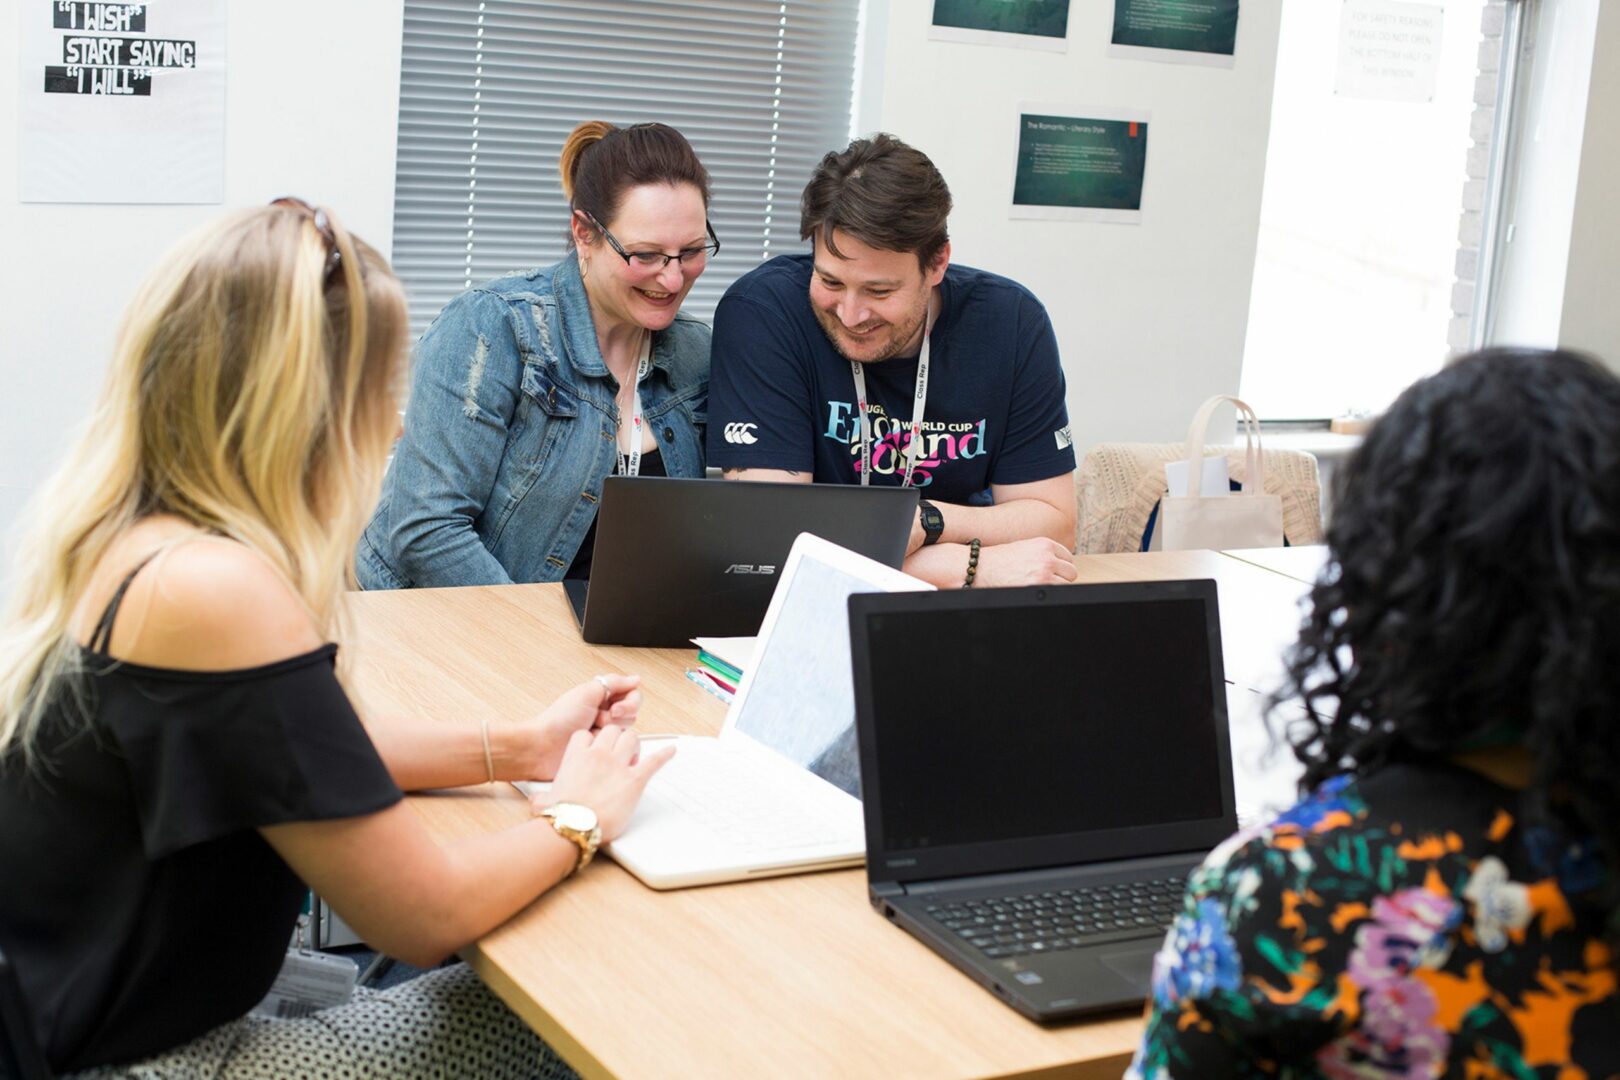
[564,476,917,647]
[848,579,1238,1022]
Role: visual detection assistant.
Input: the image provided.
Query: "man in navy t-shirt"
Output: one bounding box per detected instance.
[707,134,1079,589]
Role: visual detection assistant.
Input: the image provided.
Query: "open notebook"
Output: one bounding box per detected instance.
[524,533,932,889]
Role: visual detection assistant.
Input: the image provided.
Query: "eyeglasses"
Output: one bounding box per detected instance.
[580,211,720,271]
[271,196,343,281]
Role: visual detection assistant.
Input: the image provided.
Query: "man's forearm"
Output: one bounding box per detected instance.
[918,497,1074,551]
[903,542,976,589]
[906,534,1080,589]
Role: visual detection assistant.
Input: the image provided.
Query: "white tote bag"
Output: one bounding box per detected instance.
[1158,395,1284,551]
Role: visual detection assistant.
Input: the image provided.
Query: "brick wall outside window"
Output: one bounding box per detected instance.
[1450,0,1508,353]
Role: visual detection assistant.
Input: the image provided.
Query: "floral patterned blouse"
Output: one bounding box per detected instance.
[1129,761,1618,1078]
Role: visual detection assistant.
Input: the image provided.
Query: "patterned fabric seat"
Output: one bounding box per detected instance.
[1074,442,1324,554]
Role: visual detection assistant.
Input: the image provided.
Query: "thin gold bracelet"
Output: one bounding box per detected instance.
[480,716,495,784]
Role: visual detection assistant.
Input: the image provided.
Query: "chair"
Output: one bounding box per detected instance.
[1075,442,1324,554]
[0,944,52,1080]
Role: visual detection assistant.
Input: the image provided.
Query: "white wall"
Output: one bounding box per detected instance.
[0,2,404,551]
[1486,0,1599,349]
[1475,0,1620,368]
[863,0,1285,448]
[1558,0,1620,366]
[4,0,1612,554]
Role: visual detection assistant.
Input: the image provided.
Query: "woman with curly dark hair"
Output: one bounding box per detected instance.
[1132,347,1620,1077]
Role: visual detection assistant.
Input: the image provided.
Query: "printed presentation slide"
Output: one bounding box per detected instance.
[929,0,1072,52]
[1109,0,1240,67]
[1011,107,1150,224]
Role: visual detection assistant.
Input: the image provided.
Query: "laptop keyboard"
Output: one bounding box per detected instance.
[924,876,1185,958]
[649,742,849,854]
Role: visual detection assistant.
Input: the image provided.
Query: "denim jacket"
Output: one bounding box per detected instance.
[357,254,709,588]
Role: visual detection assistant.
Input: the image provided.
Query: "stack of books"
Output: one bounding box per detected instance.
[686,637,755,703]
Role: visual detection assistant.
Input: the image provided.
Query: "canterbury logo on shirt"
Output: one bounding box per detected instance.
[823,400,988,486]
[723,422,759,445]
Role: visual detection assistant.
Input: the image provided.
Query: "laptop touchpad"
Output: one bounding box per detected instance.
[1100,943,1160,996]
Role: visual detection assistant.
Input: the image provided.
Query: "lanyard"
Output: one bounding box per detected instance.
[852,298,935,488]
[616,333,653,477]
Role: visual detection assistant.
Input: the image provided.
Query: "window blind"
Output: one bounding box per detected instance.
[392,0,861,336]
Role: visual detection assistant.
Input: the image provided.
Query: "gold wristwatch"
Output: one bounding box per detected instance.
[538,802,601,875]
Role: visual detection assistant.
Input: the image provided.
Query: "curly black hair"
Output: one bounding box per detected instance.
[1276,346,1620,900]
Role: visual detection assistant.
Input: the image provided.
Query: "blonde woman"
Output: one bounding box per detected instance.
[0,201,670,1078]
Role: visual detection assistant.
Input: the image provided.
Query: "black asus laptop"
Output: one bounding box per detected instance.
[564,476,917,647]
[848,579,1238,1022]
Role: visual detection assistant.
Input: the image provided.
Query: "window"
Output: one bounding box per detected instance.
[392,0,861,336]
[1238,1,1524,420]
[1478,0,1605,349]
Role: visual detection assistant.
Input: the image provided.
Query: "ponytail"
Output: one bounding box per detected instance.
[559,120,616,204]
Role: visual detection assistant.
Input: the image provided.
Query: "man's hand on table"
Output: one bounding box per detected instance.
[973,537,1080,587]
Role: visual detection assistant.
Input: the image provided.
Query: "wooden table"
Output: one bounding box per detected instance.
[340,550,1313,1080]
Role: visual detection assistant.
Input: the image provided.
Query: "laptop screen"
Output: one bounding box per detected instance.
[732,556,874,796]
[732,544,929,797]
[582,477,916,646]
[851,581,1237,883]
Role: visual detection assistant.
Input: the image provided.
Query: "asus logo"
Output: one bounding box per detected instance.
[724,564,776,575]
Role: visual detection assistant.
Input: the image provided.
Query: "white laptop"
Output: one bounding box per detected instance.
[594,533,932,889]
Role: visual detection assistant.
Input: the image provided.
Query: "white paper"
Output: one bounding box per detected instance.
[19,0,227,203]
[249,950,358,1019]
[1106,42,1236,68]
[928,25,1069,53]
[1226,685,1307,826]
[1164,455,1231,497]
[691,636,757,673]
[1334,0,1444,103]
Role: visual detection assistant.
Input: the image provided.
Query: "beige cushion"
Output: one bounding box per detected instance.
[1075,442,1324,554]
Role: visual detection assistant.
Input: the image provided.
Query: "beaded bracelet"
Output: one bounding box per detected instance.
[964,538,981,588]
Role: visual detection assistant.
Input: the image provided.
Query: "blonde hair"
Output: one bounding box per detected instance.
[0,203,407,762]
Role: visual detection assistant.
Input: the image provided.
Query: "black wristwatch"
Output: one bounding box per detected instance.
[918,500,945,546]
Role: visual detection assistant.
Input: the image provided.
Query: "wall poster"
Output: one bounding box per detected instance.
[1334,0,1445,103]
[19,1,227,203]
[1011,105,1151,224]
[930,0,1073,52]
[1109,0,1240,67]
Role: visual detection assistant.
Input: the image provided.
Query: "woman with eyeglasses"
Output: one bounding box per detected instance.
[0,201,670,1077]
[357,121,716,590]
